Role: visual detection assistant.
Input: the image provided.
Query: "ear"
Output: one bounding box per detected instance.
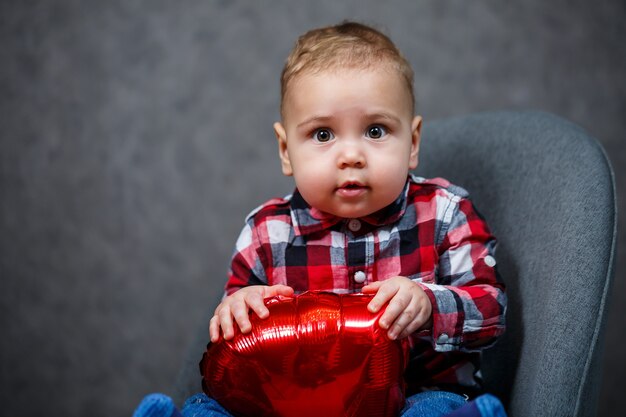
[274,122,293,176]
[409,115,422,170]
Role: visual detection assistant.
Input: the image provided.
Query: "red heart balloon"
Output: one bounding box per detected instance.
[200,291,409,417]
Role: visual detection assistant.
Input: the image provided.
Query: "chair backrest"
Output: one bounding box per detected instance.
[418,111,617,417]
[175,111,617,417]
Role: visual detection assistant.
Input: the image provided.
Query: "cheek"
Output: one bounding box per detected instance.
[373,151,412,179]
[370,155,411,194]
[293,170,329,202]
[291,153,331,183]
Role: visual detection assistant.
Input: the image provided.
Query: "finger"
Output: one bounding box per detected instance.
[231,298,253,334]
[361,281,382,294]
[387,299,420,339]
[378,291,411,331]
[397,294,434,338]
[398,314,427,339]
[213,303,222,316]
[209,315,221,343]
[368,283,399,314]
[246,292,270,319]
[218,307,236,340]
[274,285,295,296]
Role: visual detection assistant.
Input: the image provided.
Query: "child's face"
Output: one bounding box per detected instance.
[274,67,421,219]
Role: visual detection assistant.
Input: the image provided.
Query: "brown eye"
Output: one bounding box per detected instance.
[366,125,386,139]
[314,129,334,142]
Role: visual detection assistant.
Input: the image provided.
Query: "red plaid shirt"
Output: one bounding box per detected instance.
[225,175,506,395]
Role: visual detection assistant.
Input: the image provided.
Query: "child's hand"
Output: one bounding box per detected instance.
[209,284,294,342]
[362,277,432,340]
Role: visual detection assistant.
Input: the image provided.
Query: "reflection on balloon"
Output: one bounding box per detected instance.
[200,291,409,417]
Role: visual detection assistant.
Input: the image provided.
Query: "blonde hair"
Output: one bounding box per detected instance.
[280,21,415,117]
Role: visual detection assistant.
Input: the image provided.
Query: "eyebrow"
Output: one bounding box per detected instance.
[296,112,402,129]
[296,115,333,129]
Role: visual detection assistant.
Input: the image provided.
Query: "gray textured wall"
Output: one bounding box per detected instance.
[1,1,624,416]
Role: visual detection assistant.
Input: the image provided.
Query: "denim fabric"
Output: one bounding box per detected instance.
[181,392,466,417]
[181,393,233,417]
[133,394,182,417]
[474,394,507,417]
[400,391,467,416]
[443,393,507,417]
[135,392,505,417]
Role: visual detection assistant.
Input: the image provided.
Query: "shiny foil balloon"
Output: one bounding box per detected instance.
[200,291,409,417]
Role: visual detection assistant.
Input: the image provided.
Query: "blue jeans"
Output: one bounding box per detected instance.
[134,391,506,417]
[401,391,467,416]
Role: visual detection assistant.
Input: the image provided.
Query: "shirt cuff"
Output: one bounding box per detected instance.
[418,282,463,352]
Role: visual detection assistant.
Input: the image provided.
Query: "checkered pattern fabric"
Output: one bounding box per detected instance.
[224,174,506,394]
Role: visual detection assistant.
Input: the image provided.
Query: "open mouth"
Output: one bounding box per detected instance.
[338,182,366,190]
[337,182,368,197]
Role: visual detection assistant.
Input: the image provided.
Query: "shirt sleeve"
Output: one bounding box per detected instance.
[224,219,269,296]
[418,196,507,353]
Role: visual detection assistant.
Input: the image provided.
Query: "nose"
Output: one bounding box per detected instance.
[336,138,366,169]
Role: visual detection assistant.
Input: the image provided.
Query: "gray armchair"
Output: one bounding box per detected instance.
[418,111,616,416]
[175,111,617,417]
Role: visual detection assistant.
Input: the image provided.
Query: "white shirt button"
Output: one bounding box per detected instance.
[348,219,361,232]
[484,255,497,267]
[354,270,366,283]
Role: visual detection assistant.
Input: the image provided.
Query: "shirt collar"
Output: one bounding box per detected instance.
[290,177,411,236]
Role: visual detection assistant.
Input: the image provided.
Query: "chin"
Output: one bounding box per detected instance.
[328,206,376,219]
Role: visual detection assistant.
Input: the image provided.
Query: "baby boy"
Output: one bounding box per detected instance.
[134,20,507,417]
